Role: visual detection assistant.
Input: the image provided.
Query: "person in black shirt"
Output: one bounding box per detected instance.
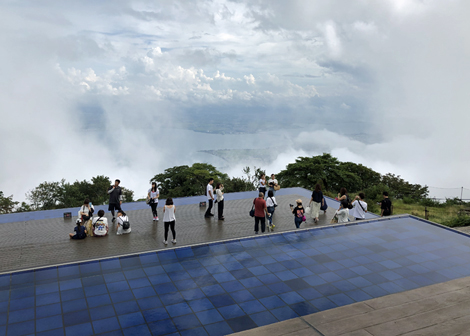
[108,179,122,221]
[380,191,392,217]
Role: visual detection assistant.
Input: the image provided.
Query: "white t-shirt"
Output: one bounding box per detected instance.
[268,179,278,188]
[148,189,159,203]
[259,179,266,187]
[351,200,368,219]
[92,217,109,236]
[266,197,277,207]
[117,215,131,235]
[163,205,176,222]
[207,184,214,200]
[216,189,224,202]
[335,208,349,223]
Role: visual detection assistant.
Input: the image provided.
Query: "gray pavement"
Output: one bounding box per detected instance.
[0,194,342,274]
[234,275,470,336]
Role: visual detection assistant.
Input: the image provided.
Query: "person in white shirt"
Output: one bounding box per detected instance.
[335,199,350,223]
[265,190,277,230]
[215,183,225,220]
[259,174,266,197]
[350,193,368,220]
[163,198,176,244]
[204,178,214,218]
[92,210,109,237]
[148,182,160,221]
[116,210,131,235]
[268,174,279,196]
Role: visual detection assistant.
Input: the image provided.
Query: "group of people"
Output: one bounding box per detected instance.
[69,179,178,245]
[334,189,392,223]
[204,178,225,220]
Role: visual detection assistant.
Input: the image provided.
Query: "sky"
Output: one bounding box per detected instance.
[1,0,470,201]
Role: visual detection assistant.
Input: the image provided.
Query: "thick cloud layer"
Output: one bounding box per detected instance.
[1,0,469,201]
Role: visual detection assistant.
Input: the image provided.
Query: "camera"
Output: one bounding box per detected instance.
[289,204,294,207]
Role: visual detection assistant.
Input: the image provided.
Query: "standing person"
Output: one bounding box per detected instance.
[107,179,122,221]
[290,199,306,229]
[351,193,368,220]
[93,210,109,237]
[268,174,279,196]
[265,190,277,230]
[78,199,94,236]
[380,191,392,217]
[259,174,266,197]
[253,192,270,234]
[204,178,215,218]
[69,219,87,240]
[337,188,348,202]
[148,182,160,221]
[163,198,176,244]
[335,199,350,223]
[309,184,324,223]
[215,183,225,220]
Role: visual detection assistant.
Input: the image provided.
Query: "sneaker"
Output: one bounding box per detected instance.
[172,239,176,244]
[153,217,156,221]
[156,216,159,221]
[163,240,168,245]
[112,217,116,222]
[271,224,275,229]
[218,217,225,220]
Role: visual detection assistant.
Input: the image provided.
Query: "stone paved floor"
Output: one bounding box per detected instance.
[233,275,470,336]
[0,194,343,273]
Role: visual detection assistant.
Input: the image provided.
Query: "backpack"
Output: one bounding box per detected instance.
[122,219,130,230]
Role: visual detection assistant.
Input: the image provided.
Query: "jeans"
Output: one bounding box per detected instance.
[218,199,224,219]
[150,203,158,217]
[267,206,275,225]
[205,199,213,217]
[254,216,266,233]
[294,216,303,228]
[269,187,276,196]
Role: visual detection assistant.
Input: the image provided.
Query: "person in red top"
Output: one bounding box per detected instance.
[253,192,270,234]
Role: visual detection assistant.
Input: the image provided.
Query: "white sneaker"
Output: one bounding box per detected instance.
[153,217,156,221]
[172,239,176,244]
[156,216,159,221]
[163,240,168,245]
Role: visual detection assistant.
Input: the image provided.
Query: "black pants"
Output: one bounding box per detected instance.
[254,216,266,233]
[164,221,176,240]
[205,199,213,217]
[218,200,224,219]
[150,203,158,217]
[259,187,266,197]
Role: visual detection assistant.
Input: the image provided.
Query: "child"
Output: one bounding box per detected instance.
[335,199,350,223]
[116,210,131,235]
[163,198,176,244]
[69,219,87,240]
[93,209,109,237]
[290,199,305,228]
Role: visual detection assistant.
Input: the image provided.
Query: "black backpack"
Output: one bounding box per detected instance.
[122,220,130,230]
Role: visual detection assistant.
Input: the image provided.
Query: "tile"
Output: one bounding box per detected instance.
[118,312,145,328]
[189,298,215,313]
[114,301,140,315]
[260,295,286,309]
[63,309,90,327]
[230,290,256,303]
[218,304,245,319]
[63,298,87,313]
[226,315,257,333]
[172,313,201,331]
[7,320,35,336]
[132,286,156,299]
[90,305,116,321]
[204,321,233,336]
[122,324,152,336]
[137,296,162,310]
[239,300,266,314]
[220,281,245,293]
[290,301,318,316]
[142,307,169,323]
[92,316,120,334]
[65,322,94,336]
[159,292,185,306]
[208,294,235,308]
[250,311,278,327]
[181,288,205,301]
[196,308,224,325]
[166,302,192,318]
[279,291,305,305]
[36,303,62,319]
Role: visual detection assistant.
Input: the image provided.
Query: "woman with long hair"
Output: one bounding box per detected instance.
[215,183,225,220]
[163,198,176,245]
[148,182,159,221]
[310,184,324,223]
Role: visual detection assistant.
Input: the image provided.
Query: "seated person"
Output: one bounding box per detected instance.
[69,219,87,240]
[92,209,109,237]
[335,199,350,223]
[116,210,131,235]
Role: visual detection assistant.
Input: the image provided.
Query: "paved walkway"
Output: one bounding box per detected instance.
[0,192,347,273]
[234,275,470,336]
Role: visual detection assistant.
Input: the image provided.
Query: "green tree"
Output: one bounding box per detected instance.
[339,162,381,190]
[26,180,64,210]
[0,191,18,214]
[381,173,428,200]
[277,153,362,192]
[151,163,229,198]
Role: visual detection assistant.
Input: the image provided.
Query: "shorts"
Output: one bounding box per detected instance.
[108,203,122,212]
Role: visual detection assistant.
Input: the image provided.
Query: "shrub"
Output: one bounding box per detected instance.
[403,197,415,205]
[444,215,470,228]
[419,198,442,207]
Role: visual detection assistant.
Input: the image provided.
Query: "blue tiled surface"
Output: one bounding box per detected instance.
[2,216,469,335]
[0,187,368,224]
